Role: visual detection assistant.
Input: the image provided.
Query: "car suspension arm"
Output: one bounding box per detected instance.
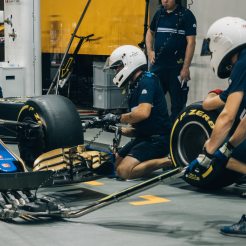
[0,119,29,127]
[2,168,184,220]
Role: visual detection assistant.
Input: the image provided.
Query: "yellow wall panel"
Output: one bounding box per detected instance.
[41,0,145,55]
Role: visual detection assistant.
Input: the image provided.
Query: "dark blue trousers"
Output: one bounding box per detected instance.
[150,64,189,123]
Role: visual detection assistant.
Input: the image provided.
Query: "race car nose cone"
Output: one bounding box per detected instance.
[0,160,17,172]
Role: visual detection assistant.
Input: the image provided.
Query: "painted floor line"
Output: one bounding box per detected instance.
[130,195,171,206]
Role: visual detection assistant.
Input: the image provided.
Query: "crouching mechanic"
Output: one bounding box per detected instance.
[103,45,172,180]
[185,17,246,236]
[218,116,246,236]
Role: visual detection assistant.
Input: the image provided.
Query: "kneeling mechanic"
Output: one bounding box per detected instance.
[103,45,172,180]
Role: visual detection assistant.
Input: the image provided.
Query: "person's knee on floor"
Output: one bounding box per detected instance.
[116,165,132,180]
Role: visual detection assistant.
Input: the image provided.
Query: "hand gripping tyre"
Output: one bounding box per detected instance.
[170,102,241,189]
[17,95,84,168]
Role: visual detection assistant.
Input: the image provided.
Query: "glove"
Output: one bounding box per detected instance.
[102,113,121,124]
[185,149,213,175]
[103,124,115,133]
[213,142,234,167]
[103,124,122,134]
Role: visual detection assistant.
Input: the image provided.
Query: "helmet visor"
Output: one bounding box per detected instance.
[200,38,212,56]
[103,57,123,71]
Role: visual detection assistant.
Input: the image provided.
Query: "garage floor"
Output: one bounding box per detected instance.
[2,134,246,246]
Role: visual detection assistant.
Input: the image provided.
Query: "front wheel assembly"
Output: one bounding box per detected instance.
[17,95,84,168]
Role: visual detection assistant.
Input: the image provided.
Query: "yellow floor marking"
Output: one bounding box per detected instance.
[84,181,104,186]
[129,195,170,206]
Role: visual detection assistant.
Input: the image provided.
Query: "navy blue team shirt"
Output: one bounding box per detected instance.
[150,5,197,67]
[220,48,246,123]
[128,72,171,137]
[218,48,246,162]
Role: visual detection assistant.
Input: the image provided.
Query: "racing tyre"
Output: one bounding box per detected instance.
[170,101,241,189]
[17,95,84,168]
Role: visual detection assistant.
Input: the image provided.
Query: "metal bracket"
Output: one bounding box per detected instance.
[4,15,13,27]
[9,28,17,41]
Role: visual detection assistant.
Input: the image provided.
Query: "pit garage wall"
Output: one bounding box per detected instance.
[41,0,145,55]
[0,1,3,62]
[3,0,42,97]
[41,0,146,104]
[188,0,246,104]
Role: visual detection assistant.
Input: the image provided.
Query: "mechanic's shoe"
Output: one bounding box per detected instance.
[235,175,246,188]
[220,215,246,237]
[92,161,115,177]
[240,192,246,198]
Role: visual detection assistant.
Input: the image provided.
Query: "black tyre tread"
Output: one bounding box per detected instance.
[17,95,84,167]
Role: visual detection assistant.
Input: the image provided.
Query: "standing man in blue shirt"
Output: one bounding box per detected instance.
[103,45,172,180]
[146,0,196,122]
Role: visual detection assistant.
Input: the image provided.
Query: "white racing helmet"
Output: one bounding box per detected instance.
[104,45,147,87]
[207,17,246,78]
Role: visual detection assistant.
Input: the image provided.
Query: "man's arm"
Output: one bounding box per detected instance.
[145,28,155,64]
[202,92,225,111]
[120,103,152,124]
[205,91,244,154]
[180,35,196,81]
[229,112,246,147]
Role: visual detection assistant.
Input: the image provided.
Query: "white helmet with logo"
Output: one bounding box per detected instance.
[207,16,246,78]
[104,45,147,87]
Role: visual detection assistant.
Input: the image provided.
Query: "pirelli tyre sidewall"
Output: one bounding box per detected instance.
[170,102,240,189]
[17,95,84,168]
